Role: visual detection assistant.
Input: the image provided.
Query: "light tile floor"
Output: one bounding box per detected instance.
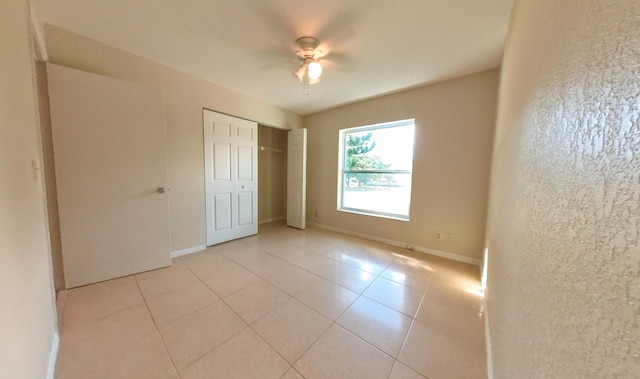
[55,221,486,379]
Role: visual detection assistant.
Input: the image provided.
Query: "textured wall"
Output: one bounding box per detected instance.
[486,0,640,378]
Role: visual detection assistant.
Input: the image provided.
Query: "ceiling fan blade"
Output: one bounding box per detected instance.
[260,59,297,71]
[321,52,355,72]
[238,0,297,49]
[314,1,375,48]
[257,47,297,71]
[323,51,351,65]
[317,13,357,48]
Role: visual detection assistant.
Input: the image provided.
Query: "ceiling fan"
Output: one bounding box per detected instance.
[292,36,324,85]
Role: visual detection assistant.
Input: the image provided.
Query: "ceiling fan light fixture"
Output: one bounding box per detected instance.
[307,60,323,80]
[292,36,324,86]
[293,64,306,82]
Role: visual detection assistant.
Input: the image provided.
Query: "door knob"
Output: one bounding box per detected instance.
[157,187,169,194]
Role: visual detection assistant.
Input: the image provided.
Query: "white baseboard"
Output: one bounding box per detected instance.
[484,295,494,379]
[46,332,60,379]
[170,245,207,259]
[307,222,481,265]
[259,217,285,225]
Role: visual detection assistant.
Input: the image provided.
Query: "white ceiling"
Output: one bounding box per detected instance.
[37,0,514,116]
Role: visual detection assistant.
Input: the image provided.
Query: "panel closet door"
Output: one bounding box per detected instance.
[287,128,307,230]
[203,109,258,245]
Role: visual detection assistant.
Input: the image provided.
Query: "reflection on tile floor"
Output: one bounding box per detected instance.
[55,221,486,379]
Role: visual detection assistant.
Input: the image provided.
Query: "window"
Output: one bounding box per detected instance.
[338,119,415,220]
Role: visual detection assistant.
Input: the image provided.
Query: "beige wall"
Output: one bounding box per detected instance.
[485,0,640,377]
[304,69,499,262]
[258,126,288,224]
[0,1,58,377]
[43,26,303,259]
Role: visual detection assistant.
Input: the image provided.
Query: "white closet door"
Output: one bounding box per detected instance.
[234,118,258,239]
[287,129,307,229]
[204,110,257,245]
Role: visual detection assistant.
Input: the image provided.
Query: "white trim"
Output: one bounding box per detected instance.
[170,245,207,259]
[29,3,48,62]
[46,332,60,379]
[484,294,494,379]
[259,217,285,225]
[307,222,481,265]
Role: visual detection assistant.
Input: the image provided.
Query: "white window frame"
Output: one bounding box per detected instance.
[337,119,415,221]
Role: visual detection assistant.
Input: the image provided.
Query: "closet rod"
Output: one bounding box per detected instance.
[258,146,284,153]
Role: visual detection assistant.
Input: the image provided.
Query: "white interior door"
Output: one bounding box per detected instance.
[47,64,171,289]
[204,110,257,245]
[287,129,307,229]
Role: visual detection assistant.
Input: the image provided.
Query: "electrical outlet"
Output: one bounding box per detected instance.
[436,231,444,240]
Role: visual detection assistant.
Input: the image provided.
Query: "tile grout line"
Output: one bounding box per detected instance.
[390,272,435,379]
[227,237,392,376]
[281,241,429,375]
[243,297,300,375]
[280,251,408,378]
[151,259,252,376]
[133,276,181,379]
[176,290,252,375]
[184,233,432,376]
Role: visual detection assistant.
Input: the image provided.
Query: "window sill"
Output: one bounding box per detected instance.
[337,207,410,222]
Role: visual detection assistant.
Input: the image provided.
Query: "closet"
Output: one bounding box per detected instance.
[258,126,288,224]
[203,109,258,245]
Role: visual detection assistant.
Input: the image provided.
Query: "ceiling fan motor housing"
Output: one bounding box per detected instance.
[296,36,321,59]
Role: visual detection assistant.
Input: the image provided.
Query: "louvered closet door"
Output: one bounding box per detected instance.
[203,110,257,245]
